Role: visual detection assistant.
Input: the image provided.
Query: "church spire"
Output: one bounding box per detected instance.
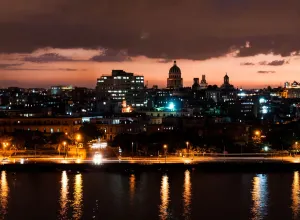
[224,73,229,84]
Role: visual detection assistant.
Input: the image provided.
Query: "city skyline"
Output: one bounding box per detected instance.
[2,0,300,88]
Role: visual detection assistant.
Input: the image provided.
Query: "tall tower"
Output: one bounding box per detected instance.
[167,61,183,89]
[192,78,200,90]
[224,73,229,85]
[200,75,208,89]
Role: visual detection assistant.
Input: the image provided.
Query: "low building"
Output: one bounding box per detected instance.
[90,115,147,141]
[0,117,82,134]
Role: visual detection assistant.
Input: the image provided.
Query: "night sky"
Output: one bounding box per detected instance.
[1,0,300,88]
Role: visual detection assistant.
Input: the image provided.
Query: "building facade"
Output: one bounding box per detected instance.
[200,75,208,89]
[0,117,82,134]
[96,70,145,112]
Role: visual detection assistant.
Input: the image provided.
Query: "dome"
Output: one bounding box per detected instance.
[169,61,181,74]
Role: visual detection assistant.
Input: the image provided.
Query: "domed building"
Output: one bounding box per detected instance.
[167,61,183,89]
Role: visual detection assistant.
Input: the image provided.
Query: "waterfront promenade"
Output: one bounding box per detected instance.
[0,154,299,165]
[1,154,300,173]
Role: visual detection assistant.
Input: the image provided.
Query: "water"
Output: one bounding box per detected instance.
[0,169,299,219]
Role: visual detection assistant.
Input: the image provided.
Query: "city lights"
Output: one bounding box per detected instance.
[168,102,175,111]
[255,130,261,136]
[259,98,266,104]
[93,153,103,165]
[91,142,107,149]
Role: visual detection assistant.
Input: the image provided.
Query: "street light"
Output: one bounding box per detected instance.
[63,141,67,158]
[2,142,8,157]
[163,144,167,164]
[255,130,261,136]
[186,141,189,157]
[76,134,81,142]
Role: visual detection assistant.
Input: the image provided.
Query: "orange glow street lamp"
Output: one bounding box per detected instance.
[2,142,8,157]
[63,141,67,158]
[186,141,189,157]
[163,144,167,164]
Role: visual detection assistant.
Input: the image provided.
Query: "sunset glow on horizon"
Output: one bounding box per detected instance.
[1,49,298,89]
[1,0,300,89]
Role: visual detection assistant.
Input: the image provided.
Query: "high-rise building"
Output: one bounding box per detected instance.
[167,61,183,89]
[96,70,145,112]
[192,78,200,90]
[200,75,208,89]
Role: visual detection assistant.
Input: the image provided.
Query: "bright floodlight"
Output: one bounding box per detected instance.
[259,98,266,104]
[261,106,268,114]
[93,153,103,165]
[264,146,269,152]
[168,102,175,111]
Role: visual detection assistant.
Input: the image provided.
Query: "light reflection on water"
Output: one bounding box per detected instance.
[4,170,300,219]
[73,173,83,220]
[159,175,170,220]
[183,170,192,219]
[59,171,69,219]
[0,171,9,219]
[129,174,136,204]
[251,174,268,220]
[292,171,300,219]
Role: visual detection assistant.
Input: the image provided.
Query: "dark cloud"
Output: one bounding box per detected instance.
[57,68,84,71]
[24,53,73,63]
[157,59,172,63]
[267,60,286,66]
[240,62,255,66]
[90,49,131,62]
[0,63,23,69]
[1,0,300,60]
[257,70,276,74]
[156,53,172,63]
[259,60,287,66]
[0,63,82,71]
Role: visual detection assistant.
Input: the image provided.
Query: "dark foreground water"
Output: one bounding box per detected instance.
[1,170,300,220]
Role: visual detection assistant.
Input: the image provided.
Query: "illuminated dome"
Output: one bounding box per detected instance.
[167,60,183,89]
[169,61,181,74]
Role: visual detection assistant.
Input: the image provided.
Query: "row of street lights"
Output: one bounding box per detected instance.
[60,134,81,158]
[162,142,189,164]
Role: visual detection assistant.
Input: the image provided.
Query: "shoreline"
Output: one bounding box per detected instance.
[1,161,300,173]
